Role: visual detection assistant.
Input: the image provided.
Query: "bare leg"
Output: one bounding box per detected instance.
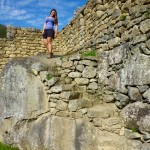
[43,39,48,52]
[47,37,53,56]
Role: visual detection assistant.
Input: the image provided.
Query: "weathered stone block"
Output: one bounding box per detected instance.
[50,85,63,93]
[128,86,143,101]
[82,66,97,78]
[140,19,150,33]
[68,71,82,78]
[56,100,68,111]
[75,78,89,85]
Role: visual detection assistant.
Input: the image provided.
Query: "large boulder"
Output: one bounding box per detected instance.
[108,53,150,93]
[0,57,49,141]
[121,102,150,134]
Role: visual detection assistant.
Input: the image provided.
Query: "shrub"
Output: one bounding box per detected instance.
[144,11,150,18]
[131,127,138,133]
[120,15,126,21]
[46,73,52,80]
[81,51,96,57]
[0,142,19,150]
[0,24,7,38]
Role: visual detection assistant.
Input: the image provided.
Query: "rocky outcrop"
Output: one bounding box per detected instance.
[0,52,150,149]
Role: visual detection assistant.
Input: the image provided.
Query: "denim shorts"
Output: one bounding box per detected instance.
[43,29,55,39]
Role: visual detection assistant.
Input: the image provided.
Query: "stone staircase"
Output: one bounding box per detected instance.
[31,54,120,127]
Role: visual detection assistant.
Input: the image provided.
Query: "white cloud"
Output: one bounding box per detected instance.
[0,0,33,21]
[17,0,35,6]
[0,0,87,29]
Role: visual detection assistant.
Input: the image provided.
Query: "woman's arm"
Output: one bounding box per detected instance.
[55,23,58,37]
[42,22,46,34]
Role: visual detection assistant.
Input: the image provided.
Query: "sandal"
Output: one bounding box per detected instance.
[47,53,53,58]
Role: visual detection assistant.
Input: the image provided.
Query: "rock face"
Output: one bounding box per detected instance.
[0,53,150,150]
[0,57,49,144]
[121,102,150,134]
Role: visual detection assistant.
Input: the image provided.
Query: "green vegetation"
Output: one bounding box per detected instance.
[144,11,150,18]
[46,73,52,80]
[131,127,138,133]
[81,51,97,57]
[120,15,126,21]
[0,24,7,38]
[0,142,19,150]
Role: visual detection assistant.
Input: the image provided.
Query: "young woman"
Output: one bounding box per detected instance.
[42,9,58,58]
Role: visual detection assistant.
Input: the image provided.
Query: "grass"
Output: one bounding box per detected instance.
[46,73,52,80]
[0,24,7,38]
[120,15,126,21]
[144,11,150,18]
[131,127,138,133]
[0,142,19,150]
[81,51,97,57]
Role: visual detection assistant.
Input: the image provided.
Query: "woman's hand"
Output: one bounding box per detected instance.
[42,30,45,35]
[55,33,57,38]
[55,31,58,38]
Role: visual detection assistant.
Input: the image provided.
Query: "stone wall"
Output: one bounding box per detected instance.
[1,51,150,149]
[0,0,149,71]
[0,54,146,150]
[54,0,150,55]
[0,27,46,72]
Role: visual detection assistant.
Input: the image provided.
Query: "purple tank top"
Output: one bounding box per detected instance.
[45,17,55,30]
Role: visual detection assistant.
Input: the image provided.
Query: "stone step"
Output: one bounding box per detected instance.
[59,91,81,101]
[86,103,119,119]
[48,84,77,93]
[68,99,93,112]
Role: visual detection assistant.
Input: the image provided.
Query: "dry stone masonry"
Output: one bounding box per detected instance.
[0,0,150,149]
[0,27,46,72]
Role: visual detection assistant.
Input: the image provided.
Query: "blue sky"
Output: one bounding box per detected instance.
[0,0,87,30]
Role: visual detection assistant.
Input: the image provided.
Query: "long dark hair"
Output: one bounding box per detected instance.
[50,9,58,24]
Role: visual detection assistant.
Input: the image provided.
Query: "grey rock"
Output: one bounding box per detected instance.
[133,34,147,45]
[128,86,143,101]
[0,58,49,121]
[75,78,89,85]
[76,64,84,72]
[103,94,114,103]
[143,88,150,100]
[30,62,48,72]
[49,94,60,99]
[69,112,83,119]
[62,61,73,68]
[137,85,149,93]
[59,91,80,100]
[111,54,150,93]
[82,66,97,78]
[124,129,142,139]
[79,60,97,67]
[68,99,92,112]
[87,104,118,119]
[108,44,129,65]
[114,93,129,106]
[47,77,59,87]
[50,85,63,93]
[56,111,69,117]
[87,82,98,90]
[140,19,150,33]
[39,71,48,82]
[69,55,81,61]
[108,37,121,49]
[141,143,150,150]
[68,71,82,78]
[146,39,150,50]
[56,100,68,111]
[121,102,150,133]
